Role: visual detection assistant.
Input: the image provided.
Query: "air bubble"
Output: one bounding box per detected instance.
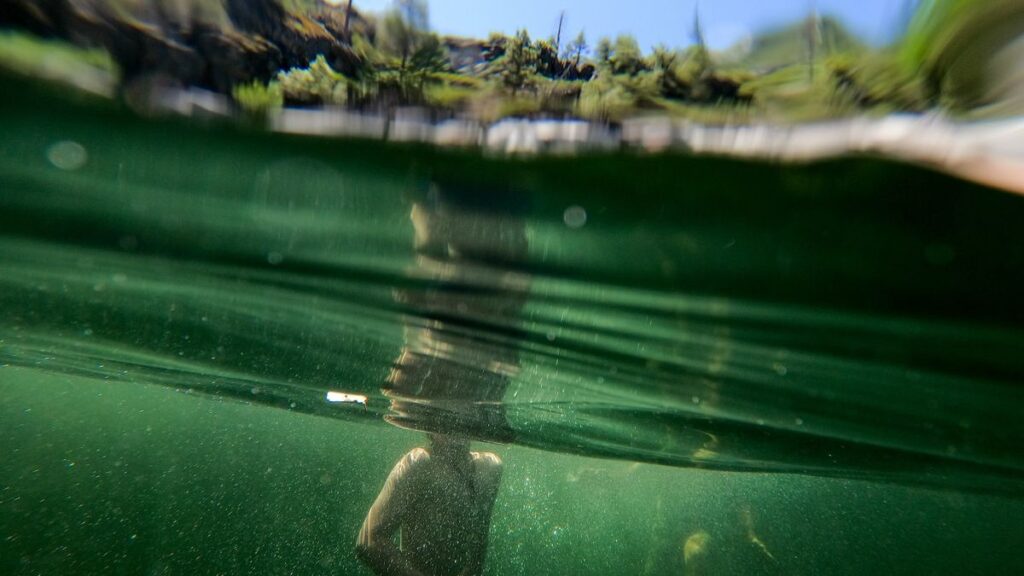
[563,205,587,228]
[47,140,88,171]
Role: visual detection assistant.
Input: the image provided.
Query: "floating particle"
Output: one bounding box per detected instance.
[46,140,88,171]
[563,205,587,228]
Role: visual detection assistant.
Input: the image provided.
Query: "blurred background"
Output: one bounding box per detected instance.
[0,0,1021,124]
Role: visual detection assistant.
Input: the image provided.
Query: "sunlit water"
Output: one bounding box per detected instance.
[2,77,1024,575]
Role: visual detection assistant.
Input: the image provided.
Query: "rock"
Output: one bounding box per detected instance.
[191,25,284,93]
[223,0,362,76]
[0,0,364,94]
[443,36,487,73]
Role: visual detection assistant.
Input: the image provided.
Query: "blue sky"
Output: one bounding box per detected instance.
[340,0,914,51]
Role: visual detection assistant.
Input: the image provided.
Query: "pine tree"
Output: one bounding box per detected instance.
[496,29,539,94]
[564,31,588,69]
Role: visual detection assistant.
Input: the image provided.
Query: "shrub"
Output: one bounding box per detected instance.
[424,82,476,108]
[232,80,283,116]
[276,54,347,105]
[0,31,119,94]
[828,52,929,112]
[577,76,637,121]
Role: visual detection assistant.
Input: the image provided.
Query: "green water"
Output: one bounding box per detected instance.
[2,76,1023,574]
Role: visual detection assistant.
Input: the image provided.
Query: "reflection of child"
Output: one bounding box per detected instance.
[385,191,530,442]
[358,185,524,575]
[357,435,503,576]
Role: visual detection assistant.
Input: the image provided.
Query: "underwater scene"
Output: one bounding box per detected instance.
[2,1,1024,575]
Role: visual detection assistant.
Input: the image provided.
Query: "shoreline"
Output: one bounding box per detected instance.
[151,84,1024,195]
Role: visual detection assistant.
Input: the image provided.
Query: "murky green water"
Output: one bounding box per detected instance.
[2,75,1024,575]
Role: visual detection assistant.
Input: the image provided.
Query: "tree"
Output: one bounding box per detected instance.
[377,0,430,70]
[343,0,355,40]
[496,29,539,94]
[595,37,613,67]
[554,11,566,52]
[681,4,714,100]
[610,35,646,76]
[691,5,710,71]
[564,30,588,69]
[534,38,562,78]
[691,4,707,50]
[409,33,450,72]
[651,44,683,97]
[806,4,820,81]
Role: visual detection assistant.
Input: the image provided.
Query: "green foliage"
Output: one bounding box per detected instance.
[363,37,448,105]
[0,31,119,94]
[535,77,584,114]
[651,45,686,98]
[902,0,1024,111]
[653,98,756,124]
[595,37,613,67]
[349,32,383,68]
[577,76,637,121]
[423,82,476,108]
[609,35,649,76]
[377,9,414,64]
[277,55,348,105]
[495,95,543,119]
[48,2,969,124]
[421,71,490,113]
[232,80,283,117]
[650,45,677,71]
[617,72,661,104]
[828,52,929,112]
[533,39,561,77]
[492,30,539,94]
[674,46,713,84]
[409,33,450,73]
[577,35,758,116]
[364,1,446,103]
[563,31,588,66]
[728,16,864,71]
[370,68,428,102]
[576,67,660,121]
[376,0,430,66]
[902,0,974,69]
[739,63,853,121]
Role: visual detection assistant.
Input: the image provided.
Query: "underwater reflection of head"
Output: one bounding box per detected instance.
[384,181,530,443]
[407,181,530,263]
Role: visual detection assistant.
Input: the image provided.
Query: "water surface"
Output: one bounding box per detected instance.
[2,75,1023,574]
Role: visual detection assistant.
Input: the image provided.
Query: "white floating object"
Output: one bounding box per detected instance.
[47,140,88,171]
[326,391,368,406]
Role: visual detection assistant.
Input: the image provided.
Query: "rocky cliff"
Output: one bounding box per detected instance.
[0,0,364,93]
